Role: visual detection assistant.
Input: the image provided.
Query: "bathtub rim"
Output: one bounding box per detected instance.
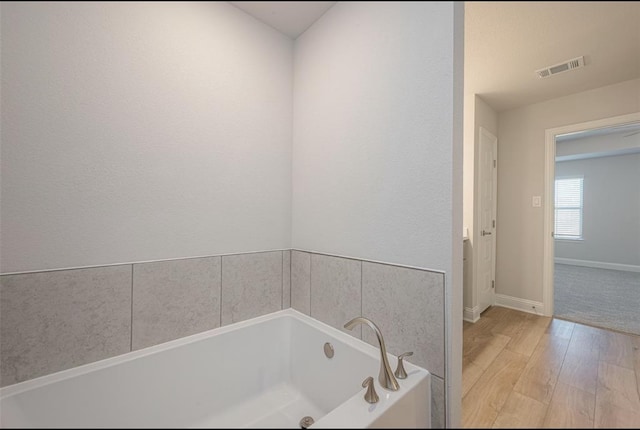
[1,308,429,400]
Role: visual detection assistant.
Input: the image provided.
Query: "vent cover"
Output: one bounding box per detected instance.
[536,56,585,79]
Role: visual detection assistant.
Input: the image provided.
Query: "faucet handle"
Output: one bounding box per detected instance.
[362,376,379,404]
[394,351,413,379]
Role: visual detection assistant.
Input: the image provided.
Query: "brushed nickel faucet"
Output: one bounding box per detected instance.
[344,317,400,391]
[394,351,414,379]
[361,376,379,403]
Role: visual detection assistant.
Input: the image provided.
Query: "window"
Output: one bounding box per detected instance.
[555,176,583,240]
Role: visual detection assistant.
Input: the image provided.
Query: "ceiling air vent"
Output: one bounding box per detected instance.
[536,56,585,79]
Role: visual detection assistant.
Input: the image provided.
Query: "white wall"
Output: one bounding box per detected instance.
[496,78,640,302]
[292,2,464,425]
[0,2,293,273]
[463,95,497,310]
[555,153,640,266]
[293,1,458,271]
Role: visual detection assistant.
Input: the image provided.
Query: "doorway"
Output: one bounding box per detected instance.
[542,113,640,334]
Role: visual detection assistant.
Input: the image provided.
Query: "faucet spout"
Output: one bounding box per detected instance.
[344,317,400,391]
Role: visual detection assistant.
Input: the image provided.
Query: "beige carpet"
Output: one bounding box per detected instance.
[554,263,640,335]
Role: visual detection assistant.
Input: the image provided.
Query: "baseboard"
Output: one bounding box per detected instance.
[555,258,640,273]
[463,306,480,323]
[495,294,545,316]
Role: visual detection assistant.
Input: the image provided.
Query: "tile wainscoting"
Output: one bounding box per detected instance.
[1,249,446,427]
[1,265,133,387]
[0,250,290,386]
[290,250,446,428]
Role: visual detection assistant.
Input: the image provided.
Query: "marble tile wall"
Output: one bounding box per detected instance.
[132,257,221,350]
[432,375,446,428]
[0,266,132,387]
[0,250,287,387]
[310,253,362,338]
[291,250,310,315]
[282,250,291,309]
[221,251,283,326]
[290,249,446,428]
[1,248,446,427]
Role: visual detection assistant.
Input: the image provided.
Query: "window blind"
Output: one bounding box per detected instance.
[555,177,583,239]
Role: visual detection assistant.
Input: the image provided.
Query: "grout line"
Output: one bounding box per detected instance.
[290,251,295,311]
[309,253,312,317]
[281,251,284,310]
[130,264,134,352]
[443,272,447,427]
[219,257,223,327]
[288,250,292,309]
[360,261,363,340]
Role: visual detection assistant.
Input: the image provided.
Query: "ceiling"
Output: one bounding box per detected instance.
[229,1,335,38]
[466,2,640,112]
[229,2,640,113]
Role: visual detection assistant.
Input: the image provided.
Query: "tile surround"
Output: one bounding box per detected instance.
[221,251,283,325]
[0,266,132,386]
[132,257,221,350]
[0,251,287,387]
[362,261,445,378]
[310,253,362,339]
[291,250,446,428]
[1,248,446,427]
[282,250,291,309]
[291,250,311,315]
[432,375,446,428]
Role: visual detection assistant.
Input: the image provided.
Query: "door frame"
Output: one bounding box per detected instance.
[474,126,498,317]
[542,112,640,316]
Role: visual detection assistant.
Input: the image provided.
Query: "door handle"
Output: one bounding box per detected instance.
[482,230,492,236]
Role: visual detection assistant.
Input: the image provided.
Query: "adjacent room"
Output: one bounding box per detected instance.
[463,1,640,428]
[554,124,640,335]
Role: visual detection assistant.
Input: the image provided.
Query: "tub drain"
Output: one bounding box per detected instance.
[299,416,315,429]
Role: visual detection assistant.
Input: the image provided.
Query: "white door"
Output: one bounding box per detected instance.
[477,127,497,314]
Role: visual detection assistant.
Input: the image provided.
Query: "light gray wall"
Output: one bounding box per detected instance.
[555,153,640,266]
[0,2,293,274]
[496,78,640,303]
[292,1,460,272]
[291,3,464,426]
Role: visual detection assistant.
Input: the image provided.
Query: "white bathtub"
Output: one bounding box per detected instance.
[0,309,430,428]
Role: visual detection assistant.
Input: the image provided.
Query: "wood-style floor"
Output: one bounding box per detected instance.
[463,306,640,428]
